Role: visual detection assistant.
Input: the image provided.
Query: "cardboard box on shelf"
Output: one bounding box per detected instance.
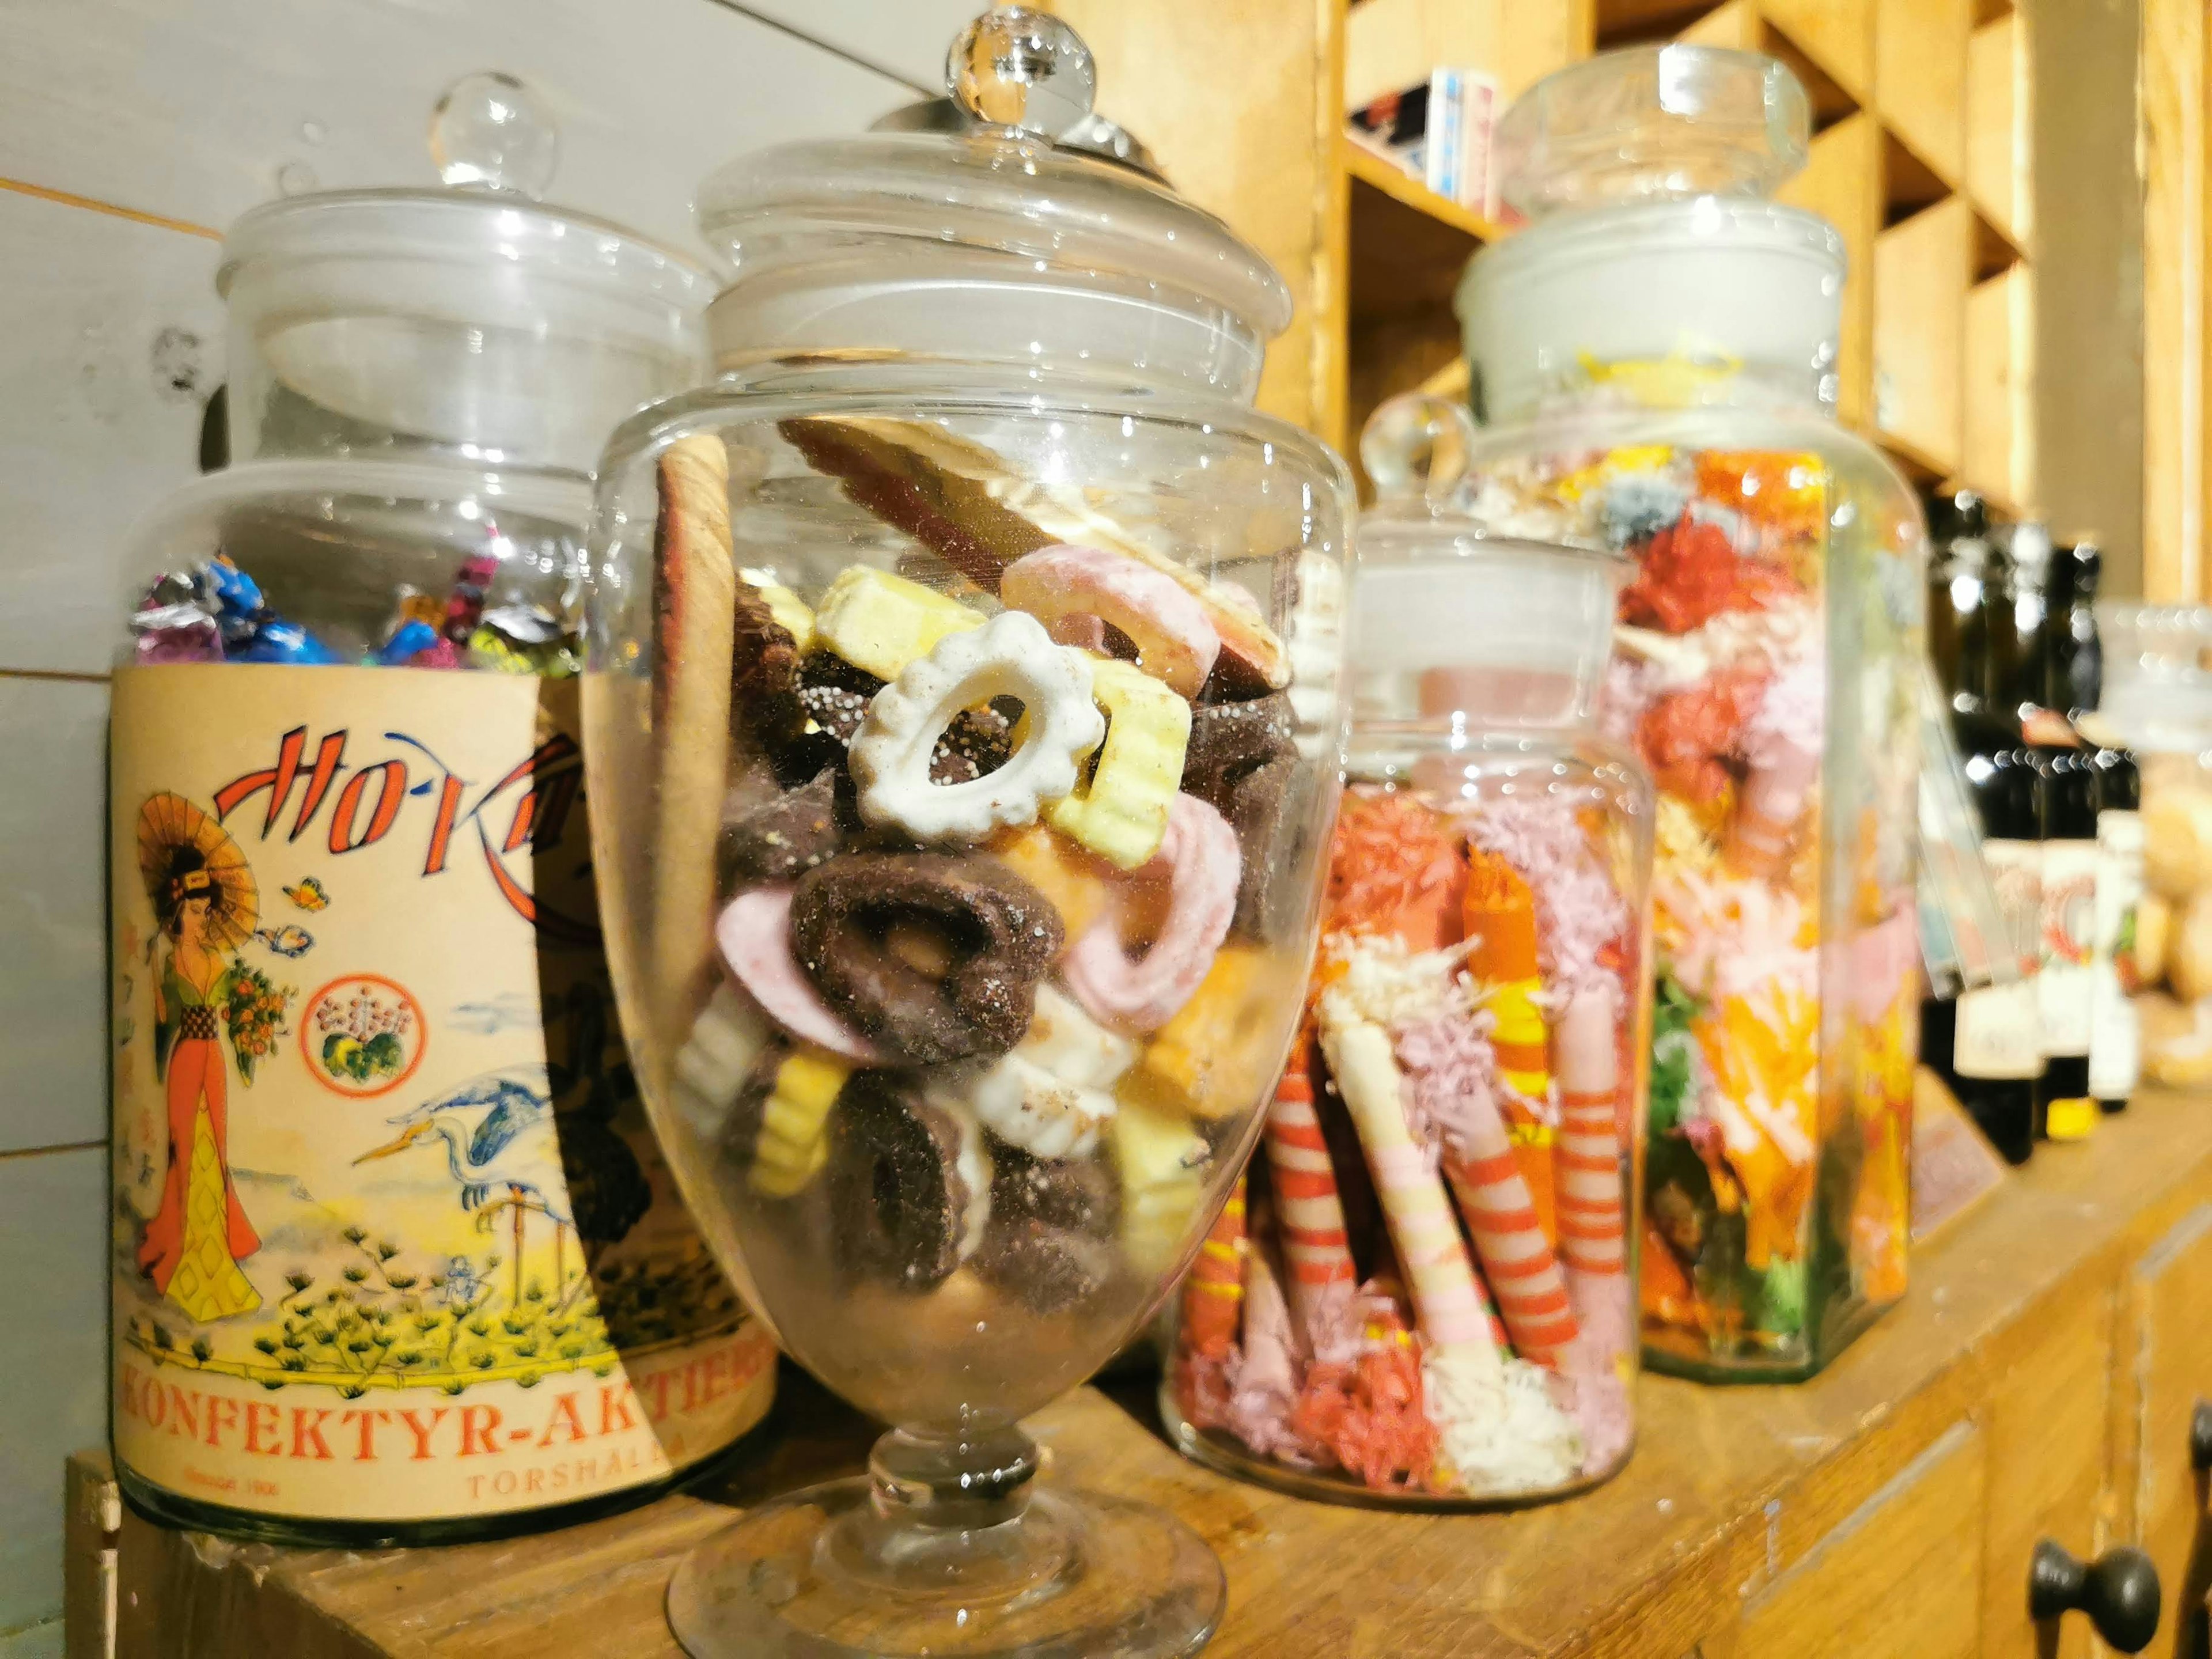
[1346,68,1499,218]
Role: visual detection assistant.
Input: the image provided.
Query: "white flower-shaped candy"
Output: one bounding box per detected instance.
[850,609,1105,844]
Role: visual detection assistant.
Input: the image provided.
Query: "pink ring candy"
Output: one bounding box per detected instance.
[715,885,885,1063]
[1063,794,1241,1034]
[1002,543,1222,697]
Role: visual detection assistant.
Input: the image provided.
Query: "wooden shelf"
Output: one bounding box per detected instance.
[1321,0,2038,510]
[1763,0,1874,108]
[1340,133,1501,491]
[1966,12,2029,245]
[1340,137,1505,263]
[81,1090,2212,1658]
[1878,426,1956,484]
[1874,193,1971,475]
[1875,0,1968,188]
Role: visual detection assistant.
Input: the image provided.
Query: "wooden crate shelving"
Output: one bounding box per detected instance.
[1325,0,2040,512]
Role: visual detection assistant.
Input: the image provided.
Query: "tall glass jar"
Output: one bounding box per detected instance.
[1455,46,1924,1381]
[1158,396,1653,1505]
[105,86,776,1548]
[579,13,1353,1656]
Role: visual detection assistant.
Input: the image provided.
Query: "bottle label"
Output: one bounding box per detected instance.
[2038,838,2098,1058]
[108,665,772,1525]
[1955,838,2043,1080]
[2090,809,2145,1097]
[1984,838,2044,980]
[1954,979,2043,1079]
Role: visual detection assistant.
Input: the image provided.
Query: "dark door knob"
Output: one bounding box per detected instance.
[2191,1400,2212,1471]
[2030,1539,2162,1653]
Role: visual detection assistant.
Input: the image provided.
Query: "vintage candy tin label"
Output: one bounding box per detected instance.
[109,664,771,1524]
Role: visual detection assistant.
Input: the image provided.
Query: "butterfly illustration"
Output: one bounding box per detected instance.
[253,924,315,957]
[284,876,329,912]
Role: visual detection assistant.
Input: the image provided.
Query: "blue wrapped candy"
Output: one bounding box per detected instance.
[374,619,441,666]
[234,618,340,665]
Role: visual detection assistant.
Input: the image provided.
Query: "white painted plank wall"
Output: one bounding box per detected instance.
[0,0,974,1638]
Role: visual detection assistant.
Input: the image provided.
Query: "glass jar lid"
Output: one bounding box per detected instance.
[1352,396,1627,728]
[1497,44,1810,219]
[1459,47,1840,422]
[217,73,712,475]
[696,7,1291,396]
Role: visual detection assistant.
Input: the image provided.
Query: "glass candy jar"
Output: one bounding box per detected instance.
[1159,396,1652,1505]
[105,87,775,1549]
[1455,46,1924,1381]
[579,12,1354,1657]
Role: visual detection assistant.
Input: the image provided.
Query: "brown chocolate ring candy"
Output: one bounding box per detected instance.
[790,853,1064,1064]
[828,1073,980,1291]
[972,1214,1116,1314]
[718,769,846,889]
[1181,691,1294,815]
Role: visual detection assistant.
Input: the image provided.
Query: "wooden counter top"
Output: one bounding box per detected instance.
[84,1090,2212,1659]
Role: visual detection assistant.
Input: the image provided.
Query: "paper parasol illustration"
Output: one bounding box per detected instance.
[137,790,258,948]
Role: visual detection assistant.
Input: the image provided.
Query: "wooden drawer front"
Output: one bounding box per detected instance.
[1738,1421,1986,1658]
[2120,1205,2212,1657]
[1982,1280,2117,1656]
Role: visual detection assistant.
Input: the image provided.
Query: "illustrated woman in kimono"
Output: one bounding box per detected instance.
[135,792,263,1320]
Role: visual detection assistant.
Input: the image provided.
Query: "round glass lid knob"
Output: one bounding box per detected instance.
[946,6,1096,141]
[430,71,560,198]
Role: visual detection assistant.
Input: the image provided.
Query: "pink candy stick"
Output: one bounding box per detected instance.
[1064,794,1241,1034]
[1264,1050,1362,1365]
[1438,1073,1580,1369]
[715,885,887,1063]
[1555,983,1628,1350]
[1321,1018,1504,1373]
[1225,1244,1320,1465]
[1002,542,1222,697]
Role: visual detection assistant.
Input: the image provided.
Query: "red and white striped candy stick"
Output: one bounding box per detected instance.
[1320,1017,1504,1378]
[1440,1075,1580,1369]
[1264,1041,1362,1363]
[1555,981,1629,1294]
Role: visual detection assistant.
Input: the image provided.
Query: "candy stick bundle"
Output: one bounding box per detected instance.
[1171,783,1642,1498]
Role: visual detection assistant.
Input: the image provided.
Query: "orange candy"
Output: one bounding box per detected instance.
[1180,1177,1248,1360]
[1325,790,1465,949]
[1639,1218,1697,1330]
[1695,450,1827,541]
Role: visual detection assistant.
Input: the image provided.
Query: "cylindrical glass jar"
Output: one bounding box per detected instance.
[1455,47,1923,1382]
[1158,397,1652,1505]
[2099,604,2212,1088]
[579,14,1353,1656]
[105,93,771,1548]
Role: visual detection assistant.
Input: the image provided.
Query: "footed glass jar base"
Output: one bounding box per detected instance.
[667,1479,1223,1659]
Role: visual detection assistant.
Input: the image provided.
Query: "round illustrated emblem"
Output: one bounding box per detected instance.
[299,972,426,1097]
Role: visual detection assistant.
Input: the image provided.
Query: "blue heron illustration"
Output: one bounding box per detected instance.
[355,1064,576,1308]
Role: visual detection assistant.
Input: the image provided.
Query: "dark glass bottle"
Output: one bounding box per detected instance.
[2058,540,2144,1111]
[1922,509,2040,1164]
[2001,527,2096,1137]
